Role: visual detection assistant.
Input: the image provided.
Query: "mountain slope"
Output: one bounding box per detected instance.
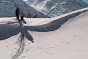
[26,0,88,17]
[0,7,88,59]
[0,0,47,18]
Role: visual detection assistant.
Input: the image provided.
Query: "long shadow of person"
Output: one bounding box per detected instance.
[19,15,34,43]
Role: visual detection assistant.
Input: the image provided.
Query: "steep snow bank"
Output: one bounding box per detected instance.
[0,7,88,40]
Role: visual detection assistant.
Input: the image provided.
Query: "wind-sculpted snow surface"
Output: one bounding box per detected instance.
[0,8,86,40]
[0,0,47,18]
[24,8,88,32]
[0,7,88,40]
[25,12,80,32]
[0,7,88,59]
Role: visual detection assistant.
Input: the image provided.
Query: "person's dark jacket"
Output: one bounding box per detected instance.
[16,8,19,16]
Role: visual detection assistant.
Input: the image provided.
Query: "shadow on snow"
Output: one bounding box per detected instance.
[0,20,34,43]
[0,10,86,41]
[25,12,81,32]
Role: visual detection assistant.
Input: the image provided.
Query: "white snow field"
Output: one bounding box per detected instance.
[0,7,88,59]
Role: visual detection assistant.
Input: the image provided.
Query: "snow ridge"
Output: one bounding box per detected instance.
[0,7,88,59]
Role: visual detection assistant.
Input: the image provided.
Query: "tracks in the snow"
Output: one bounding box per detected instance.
[12,20,25,59]
[12,20,34,59]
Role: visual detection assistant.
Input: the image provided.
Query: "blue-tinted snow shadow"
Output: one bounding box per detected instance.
[25,10,88,32]
[24,30,34,43]
[0,20,34,43]
[25,12,82,32]
[0,10,87,40]
[0,24,20,40]
[19,20,34,43]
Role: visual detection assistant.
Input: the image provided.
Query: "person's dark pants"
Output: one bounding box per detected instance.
[21,16,24,20]
[16,15,19,20]
[16,13,19,20]
[16,16,19,20]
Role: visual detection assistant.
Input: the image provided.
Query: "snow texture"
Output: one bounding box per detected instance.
[0,7,88,59]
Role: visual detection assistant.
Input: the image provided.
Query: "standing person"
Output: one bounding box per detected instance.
[20,13,26,24]
[15,7,20,20]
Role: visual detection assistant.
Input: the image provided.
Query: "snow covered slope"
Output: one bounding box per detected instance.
[0,0,47,18]
[26,0,88,17]
[0,7,88,59]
